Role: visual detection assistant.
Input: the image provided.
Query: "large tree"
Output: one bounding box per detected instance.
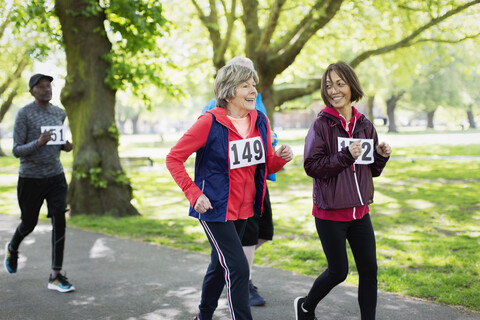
[0,2,52,156]
[54,0,170,216]
[397,43,471,130]
[0,55,28,156]
[454,42,480,129]
[190,0,480,124]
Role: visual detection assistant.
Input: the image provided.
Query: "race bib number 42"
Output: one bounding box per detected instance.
[338,137,374,164]
[230,137,265,169]
[41,126,67,145]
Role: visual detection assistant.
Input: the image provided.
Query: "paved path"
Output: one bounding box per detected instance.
[1,214,479,320]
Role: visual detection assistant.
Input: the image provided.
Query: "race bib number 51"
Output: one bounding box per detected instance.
[230,137,265,169]
[338,137,374,164]
[41,126,67,145]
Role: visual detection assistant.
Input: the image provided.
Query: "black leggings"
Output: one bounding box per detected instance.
[10,174,68,270]
[304,214,377,320]
[199,220,252,320]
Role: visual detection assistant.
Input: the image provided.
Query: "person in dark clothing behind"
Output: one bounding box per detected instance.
[4,73,75,293]
[295,62,391,320]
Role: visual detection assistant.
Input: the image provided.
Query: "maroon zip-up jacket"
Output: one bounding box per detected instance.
[304,107,389,214]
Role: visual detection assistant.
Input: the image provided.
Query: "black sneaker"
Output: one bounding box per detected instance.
[4,242,18,274]
[294,296,317,320]
[48,272,75,292]
[248,280,266,306]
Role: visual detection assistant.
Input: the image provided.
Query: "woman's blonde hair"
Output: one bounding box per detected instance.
[214,64,259,108]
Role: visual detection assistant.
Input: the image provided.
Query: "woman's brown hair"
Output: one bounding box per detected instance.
[321,61,364,107]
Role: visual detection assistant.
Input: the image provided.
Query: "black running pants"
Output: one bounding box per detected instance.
[10,173,68,270]
[304,214,378,320]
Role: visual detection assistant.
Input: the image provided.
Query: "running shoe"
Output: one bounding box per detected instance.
[294,296,317,320]
[4,242,18,274]
[248,280,266,306]
[48,272,75,292]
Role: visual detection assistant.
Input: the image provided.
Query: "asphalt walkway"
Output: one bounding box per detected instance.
[1,214,479,320]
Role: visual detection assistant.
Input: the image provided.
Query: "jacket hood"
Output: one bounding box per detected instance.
[319,106,368,134]
[321,106,362,122]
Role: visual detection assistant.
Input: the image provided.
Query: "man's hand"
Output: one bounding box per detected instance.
[62,141,73,152]
[36,130,51,147]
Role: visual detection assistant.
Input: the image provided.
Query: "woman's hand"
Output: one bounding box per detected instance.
[376,142,392,158]
[348,140,362,159]
[194,194,213,214]
[275,144,293,162]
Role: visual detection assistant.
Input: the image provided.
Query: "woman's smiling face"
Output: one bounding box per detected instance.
[325,70,351,111]
[228,77,257,112]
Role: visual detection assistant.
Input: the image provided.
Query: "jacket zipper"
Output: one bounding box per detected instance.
[199,180,205,218]
[352,164,364,219]
[347,115,362,219]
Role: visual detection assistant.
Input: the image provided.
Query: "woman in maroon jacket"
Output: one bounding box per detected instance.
[294,61,391,320]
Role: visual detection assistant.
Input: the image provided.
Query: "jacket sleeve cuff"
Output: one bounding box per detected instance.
[186,187,203,208]
[374,151,390,161]
[268,153,287,174]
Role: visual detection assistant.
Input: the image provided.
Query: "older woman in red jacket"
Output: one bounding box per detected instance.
[295,61,391,320]
[167,64,293,320]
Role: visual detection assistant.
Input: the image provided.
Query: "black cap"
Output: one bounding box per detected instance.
[29,74,53,90]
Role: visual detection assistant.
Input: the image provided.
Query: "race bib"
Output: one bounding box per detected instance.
[229,137,265,169]
[338,137,374,164]
[41,126,67,145]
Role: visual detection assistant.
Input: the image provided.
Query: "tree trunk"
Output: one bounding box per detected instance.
[0,130,5,157]
[426,109,436,129]
[258,79,275,126]
[366,95,374,121]
[131,114,140,134]
[117,119,127,134]
[386,92,404,133]
[467,105,476,129]
[55,0,139,216]
[0,86,19,157]
[386,101,397,133]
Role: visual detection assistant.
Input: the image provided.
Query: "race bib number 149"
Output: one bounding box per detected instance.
[230,137,265,169]
[337,137,374,164]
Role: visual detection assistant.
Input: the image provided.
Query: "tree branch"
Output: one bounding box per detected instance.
[273,78,322,107]
[219,0,237,61]
[0,84,19,122]
[412,32,480,45]
[190,0,208,23]
[256,0,286,57]
[267,0,344,76]
[0,55,29,96]
[190,0,221,50]
[241,0,260,59]
[0,10,13,40]
[192,0,237,69]
[349,0,480,68]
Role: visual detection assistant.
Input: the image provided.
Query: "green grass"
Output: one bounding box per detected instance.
[0,141,479,311]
